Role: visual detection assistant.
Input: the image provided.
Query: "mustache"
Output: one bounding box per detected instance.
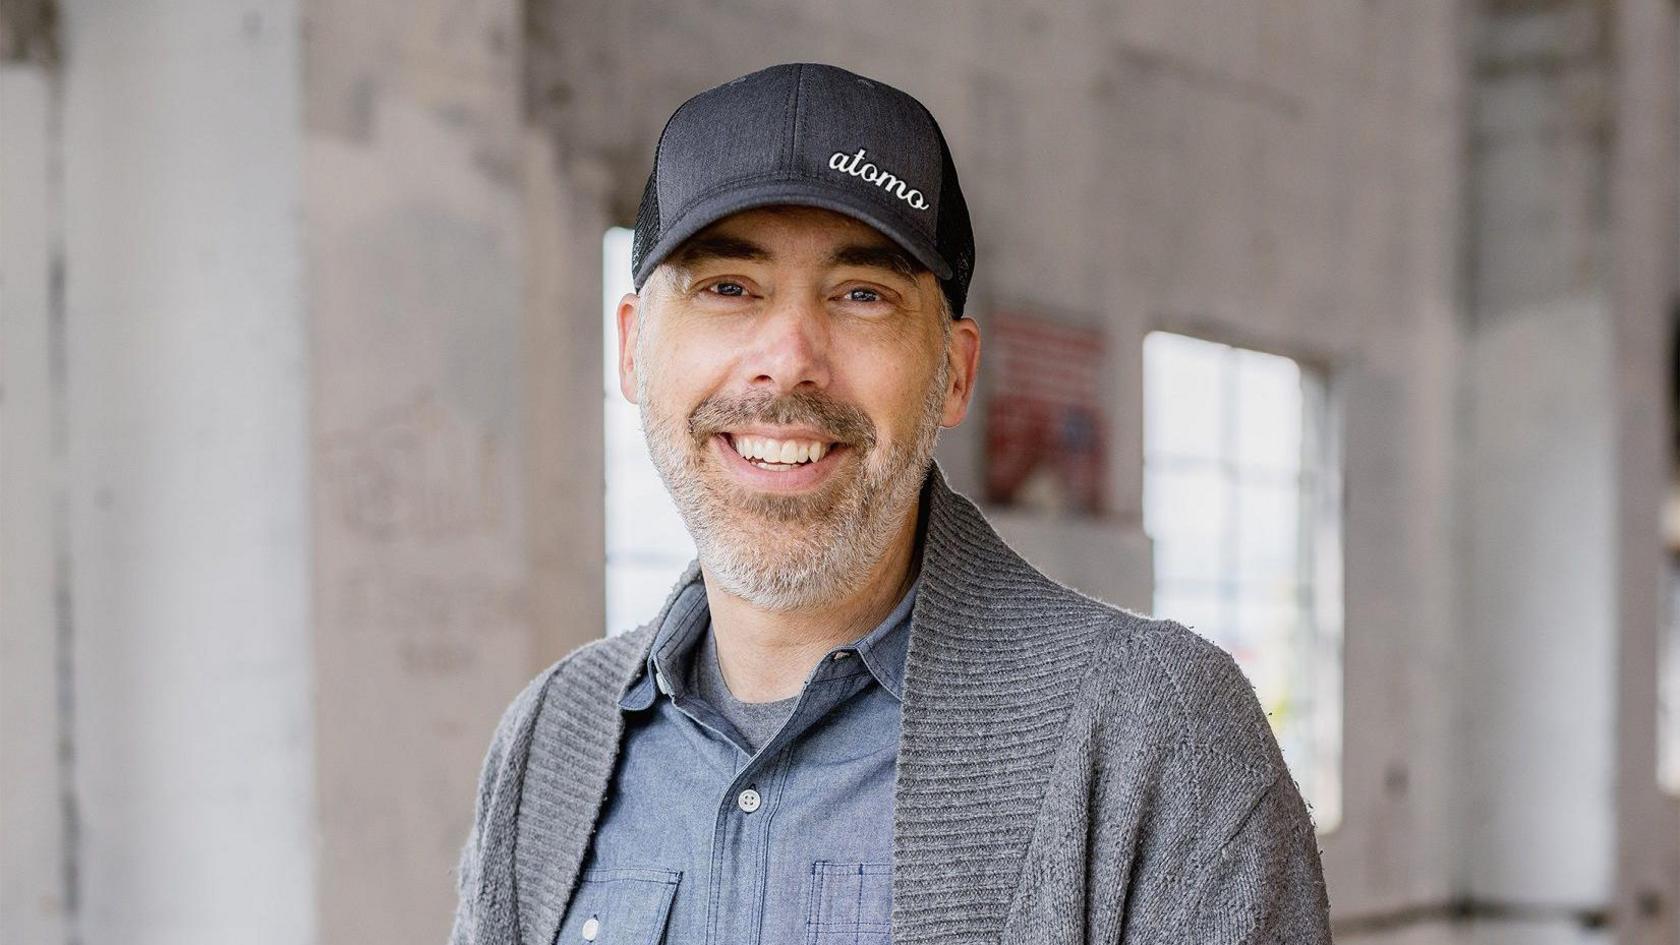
[688,388,877,449]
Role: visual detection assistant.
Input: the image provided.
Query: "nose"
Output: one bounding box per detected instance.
[746,290,831,393]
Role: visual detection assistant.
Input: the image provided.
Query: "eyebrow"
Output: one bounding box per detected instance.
[827,243,920,279]
[668,234,771,270]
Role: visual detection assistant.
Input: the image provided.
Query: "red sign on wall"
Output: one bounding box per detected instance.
[983,312,1107,515]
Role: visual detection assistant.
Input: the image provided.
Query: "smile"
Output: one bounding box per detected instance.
[728,433,833,469]
[712,431,851,491]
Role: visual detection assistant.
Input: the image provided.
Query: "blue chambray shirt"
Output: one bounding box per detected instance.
[555,571,919,945]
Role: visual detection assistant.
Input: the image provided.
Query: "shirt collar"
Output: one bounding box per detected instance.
[850,575,917,701]
[618,576,708,711]
[617,570,921,711]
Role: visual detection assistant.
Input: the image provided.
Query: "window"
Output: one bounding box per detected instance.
[1142,330,1344,830]
[1660,553,1680,794]
[603,227,696,636]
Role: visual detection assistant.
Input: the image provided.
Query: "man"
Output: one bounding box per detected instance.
[450,63,1331,945]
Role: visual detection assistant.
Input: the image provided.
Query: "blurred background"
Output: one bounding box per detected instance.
[2,0,1677,943]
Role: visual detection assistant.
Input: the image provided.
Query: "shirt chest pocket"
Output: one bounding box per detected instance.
[555,867,681,945]
[806,861,892,945]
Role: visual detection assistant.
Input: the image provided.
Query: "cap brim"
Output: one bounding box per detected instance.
[633,178,954,289]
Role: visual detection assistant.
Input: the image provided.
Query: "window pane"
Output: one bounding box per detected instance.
[1236,479,1301,590]
[604,227,696,634]
[602,227,634,396]
[1144,331,1225,460]
[1661,555,1680,793]
[604,397,691,560]
[607,559,694,638]
[1153,582,1226,644]
[1234,347,1302,473]
[1145,463,1228,585]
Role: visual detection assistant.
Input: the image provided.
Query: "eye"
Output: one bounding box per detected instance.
[843,287,883,303]
[707,280,748,297]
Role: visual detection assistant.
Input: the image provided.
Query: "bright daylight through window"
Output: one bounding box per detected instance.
[604,227,696,637]
[1143,330,1344,831]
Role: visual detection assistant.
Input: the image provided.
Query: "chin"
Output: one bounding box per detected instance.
[700,551,861,612]
[693,501,886,611]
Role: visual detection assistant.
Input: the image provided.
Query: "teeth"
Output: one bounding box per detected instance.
[730,434,831,466]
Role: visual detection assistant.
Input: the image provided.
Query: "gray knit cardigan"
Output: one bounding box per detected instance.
[450,462,1333,945]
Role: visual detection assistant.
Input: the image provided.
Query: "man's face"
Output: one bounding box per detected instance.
[617,205,979,611]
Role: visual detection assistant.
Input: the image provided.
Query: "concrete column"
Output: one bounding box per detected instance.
[56,1,316,943]
[1,55,71,945]
[1462,1,1680,942]
[1607,0,1680,941]
[1464,2,1617,937]
[301,0,551,940]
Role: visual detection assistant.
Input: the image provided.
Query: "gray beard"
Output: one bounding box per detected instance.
[638,354,948,613]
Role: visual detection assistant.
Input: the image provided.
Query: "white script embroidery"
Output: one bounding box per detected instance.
[827,149,930,211]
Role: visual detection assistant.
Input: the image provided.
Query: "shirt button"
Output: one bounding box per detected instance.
[581,914,600,940]
[832,650,853,661]
[654,669,671,696]
[736,788,762,813]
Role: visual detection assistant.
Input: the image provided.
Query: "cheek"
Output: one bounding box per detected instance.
[832,337,942,439]
[641,328,735,407]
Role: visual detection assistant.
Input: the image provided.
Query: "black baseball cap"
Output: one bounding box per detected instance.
[631,62,975,318]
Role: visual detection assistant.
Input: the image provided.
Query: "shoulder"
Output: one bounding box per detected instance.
[1066,596,1286,787]
[1064,605,1309,855]
[932,481,1283,782]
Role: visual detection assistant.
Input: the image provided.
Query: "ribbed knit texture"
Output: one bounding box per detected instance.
[450,462,1332,945]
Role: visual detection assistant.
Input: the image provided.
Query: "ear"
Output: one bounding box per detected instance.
[940,316,981,428]
[616,291,642,404]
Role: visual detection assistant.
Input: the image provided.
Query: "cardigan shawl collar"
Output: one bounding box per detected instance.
[468,460,1140,945]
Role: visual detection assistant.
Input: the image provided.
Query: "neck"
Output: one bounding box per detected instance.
[702,497,923,703]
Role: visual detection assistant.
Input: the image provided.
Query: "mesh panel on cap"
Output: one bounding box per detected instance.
[930,114,974,318]
[631,158,661,289]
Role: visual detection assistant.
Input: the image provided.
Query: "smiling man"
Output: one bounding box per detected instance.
[450,63,1331,945]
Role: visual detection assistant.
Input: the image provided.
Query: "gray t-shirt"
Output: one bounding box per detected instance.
[687,617,801,753]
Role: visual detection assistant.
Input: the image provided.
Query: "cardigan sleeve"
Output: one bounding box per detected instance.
[447,700,514,945]
[1185,773,1333,945]
[447,661,566,945]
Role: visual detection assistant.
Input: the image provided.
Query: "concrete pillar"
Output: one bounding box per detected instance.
[301,0,555,940]
[1463,1,1680,942]
[1464,2,1617,937]
[1,54,71,945]
[55,1,316,943]
[1606,0,1680,941]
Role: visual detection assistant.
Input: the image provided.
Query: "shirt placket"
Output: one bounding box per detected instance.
[663,652,877,945]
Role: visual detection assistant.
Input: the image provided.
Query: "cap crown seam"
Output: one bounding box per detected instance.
[788,64,806,173]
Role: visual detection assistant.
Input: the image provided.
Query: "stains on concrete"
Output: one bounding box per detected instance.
[320,390,508,544]
[0,0,60,67]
